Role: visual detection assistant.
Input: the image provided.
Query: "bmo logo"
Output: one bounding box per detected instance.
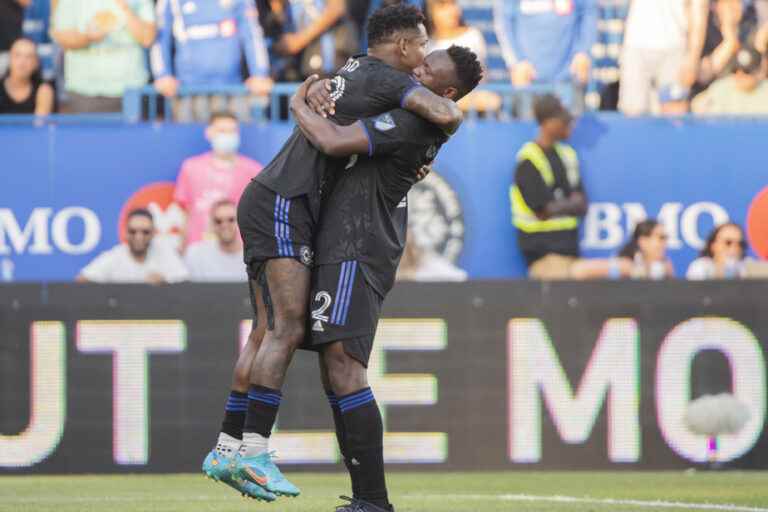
[582,201,730,251]
[0,207,101,256]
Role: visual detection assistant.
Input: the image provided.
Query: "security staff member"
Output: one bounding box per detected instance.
[510,94,588,279]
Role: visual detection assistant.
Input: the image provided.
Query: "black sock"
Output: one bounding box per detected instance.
[243,385,282,437]
[327,390,360,498]
[220,390,248,439]
[339,387,389,509]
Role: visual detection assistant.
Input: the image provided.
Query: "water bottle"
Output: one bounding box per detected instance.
[1,258,14,282]
[649,261,666,280]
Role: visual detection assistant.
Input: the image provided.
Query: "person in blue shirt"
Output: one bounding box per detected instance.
[22,0,56,82]
[493,0,598,88]
[151,0,273,111]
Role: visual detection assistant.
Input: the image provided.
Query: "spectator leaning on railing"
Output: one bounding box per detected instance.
[173,111,262,246]
[51,0,156,113]
[151,0,272,121]
[184,200,247,282]
[619,0,709,116]
[77,209,189,284]
[0,38,53,115]
[617,220,675,279]
[692,45,768,115]
[493,0,597,90]
[0,0,30,76]
[510,94,588,280]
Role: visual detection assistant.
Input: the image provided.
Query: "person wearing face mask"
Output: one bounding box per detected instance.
[687,223,748,279]
[173,111,263,247]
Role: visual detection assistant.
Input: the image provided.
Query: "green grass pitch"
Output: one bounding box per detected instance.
[1,471,767,512]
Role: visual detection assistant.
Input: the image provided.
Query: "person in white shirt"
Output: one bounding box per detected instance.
[620,0,709,115]
[77,208,188,284]
[184,199,247,282]
[687,223,747,280]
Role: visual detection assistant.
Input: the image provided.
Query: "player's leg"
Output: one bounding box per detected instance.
[319,353,360,498]
[324,342,392,512]
[202,277,276,502]
[236,258,308,497]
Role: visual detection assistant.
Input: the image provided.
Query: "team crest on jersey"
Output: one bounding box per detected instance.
[374,113,396,132]
[329,76,346,102]
[425,145,438,160]
[300,245,314,266]
[407,171,464,263]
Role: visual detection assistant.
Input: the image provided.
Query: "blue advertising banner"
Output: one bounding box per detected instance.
[1,116,766,281]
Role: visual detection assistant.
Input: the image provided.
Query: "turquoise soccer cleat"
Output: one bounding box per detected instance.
[202,450,277,502]
[233,451,301,497]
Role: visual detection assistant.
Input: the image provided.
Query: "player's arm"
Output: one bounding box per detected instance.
[401,86,463,135]
[290,77,371,157]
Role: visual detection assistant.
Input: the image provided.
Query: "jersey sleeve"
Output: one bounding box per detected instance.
[365,67,422,111]
[515,160,552,213]
[79,250,114,282]
[360,109,432,157]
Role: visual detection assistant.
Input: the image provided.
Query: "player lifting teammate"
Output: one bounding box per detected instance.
[290,46,483,511]
[202,4,465,502]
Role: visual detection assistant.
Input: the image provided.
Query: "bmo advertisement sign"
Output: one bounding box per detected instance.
[1,117,767,279]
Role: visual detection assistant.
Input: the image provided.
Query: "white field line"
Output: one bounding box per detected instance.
[2,492,767,511]
[413,493,768,512]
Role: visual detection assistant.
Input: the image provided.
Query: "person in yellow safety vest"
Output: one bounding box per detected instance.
[510,93,588,279]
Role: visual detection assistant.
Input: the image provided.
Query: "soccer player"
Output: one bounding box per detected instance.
[290,46,483,512]
[202,4,463,501]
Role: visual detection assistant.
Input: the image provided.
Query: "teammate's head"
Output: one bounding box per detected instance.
[412,46,483,101]
[210,199,239,246]
[206,111,240,157]
[366,4,428,72]
[125,209,155,258]
[533,93,573,141]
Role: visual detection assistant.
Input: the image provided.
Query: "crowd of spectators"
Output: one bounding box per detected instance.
[2,0,768,117]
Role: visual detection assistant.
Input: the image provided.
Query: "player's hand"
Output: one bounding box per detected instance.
[246,76,274,97]
[291,74,320,113]
[570,52,591,85]
[86,27,108,45]
[306,78,335,118]
[416,164,432,182]
[511,61,536,87]
[154,76,180,98]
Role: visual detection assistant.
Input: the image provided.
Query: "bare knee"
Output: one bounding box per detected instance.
[271,305,306,347]
[323,343,367,395]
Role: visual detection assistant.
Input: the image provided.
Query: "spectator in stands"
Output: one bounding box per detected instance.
[151,0,272,122]
[51,0,155,113]
[510,94,587,280]
[0,0,30,76]
[184,200,247,282]
[268,0,356,80]
[22,0,57,82]
[692,46,768,115]
[396,227,467,282]
[77,209,188,284]
[0,38,53,115]
[174,111,262,246]
[619,0,709,116]
[425,0,497,113]
[493,0,598,90]
[617,220,675,279]
[687,223,747,280]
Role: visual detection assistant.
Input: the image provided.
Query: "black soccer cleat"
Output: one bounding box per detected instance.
[334,495,395,512]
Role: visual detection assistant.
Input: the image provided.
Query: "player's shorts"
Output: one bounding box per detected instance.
[237,180,315,278]
[303,260,384,367]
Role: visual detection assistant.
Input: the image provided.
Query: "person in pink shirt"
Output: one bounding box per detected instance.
[174,111,262,245]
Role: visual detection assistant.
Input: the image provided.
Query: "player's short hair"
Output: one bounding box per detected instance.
[127,208,154,224]
[208,110,238,125]
[367,4,426,48]
[446,45,483,100]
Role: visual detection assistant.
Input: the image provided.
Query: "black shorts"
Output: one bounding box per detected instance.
[303,260,384,367]
[237,180,315,277]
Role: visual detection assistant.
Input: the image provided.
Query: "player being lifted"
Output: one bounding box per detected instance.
[202,4,464,502]
[290,45,483,512]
